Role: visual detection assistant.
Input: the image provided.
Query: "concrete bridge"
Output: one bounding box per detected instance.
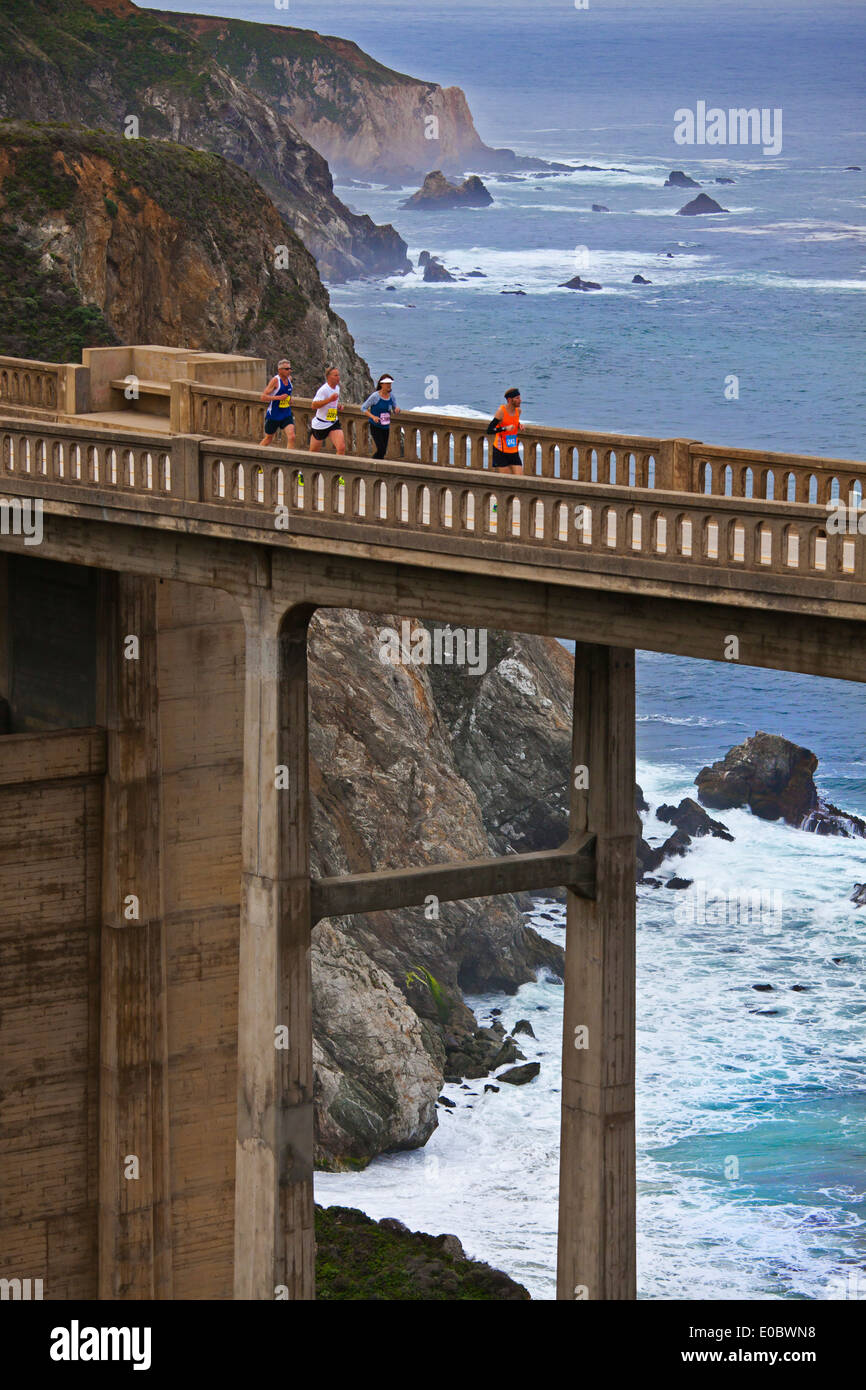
[1,347,864,1302]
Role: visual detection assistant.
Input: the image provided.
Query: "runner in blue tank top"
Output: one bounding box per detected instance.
[260,358,295,447]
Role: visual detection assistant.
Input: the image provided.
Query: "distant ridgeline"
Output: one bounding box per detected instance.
[0,121,371,393]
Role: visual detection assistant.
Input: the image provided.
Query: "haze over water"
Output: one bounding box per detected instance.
[159,0,866,1297]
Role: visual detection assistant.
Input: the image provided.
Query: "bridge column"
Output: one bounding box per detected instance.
[233,595,315,1300]
[98,573,173,1299]
[557,643,636,1300]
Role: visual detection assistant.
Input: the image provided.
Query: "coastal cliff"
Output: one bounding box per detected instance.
[0,0,410,281]
[0,123,372,395]
[156,9,557,181]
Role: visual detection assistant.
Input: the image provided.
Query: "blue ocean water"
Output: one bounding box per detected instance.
[157,0,866,1297]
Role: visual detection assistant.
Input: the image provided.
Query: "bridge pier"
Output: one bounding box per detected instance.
[233,596,316,1300]
[557,644,636,1300]
[97,573,173,1298]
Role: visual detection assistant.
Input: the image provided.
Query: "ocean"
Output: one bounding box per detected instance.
[158,0,866,1298]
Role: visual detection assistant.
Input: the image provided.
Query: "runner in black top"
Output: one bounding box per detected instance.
[361,374,400,459]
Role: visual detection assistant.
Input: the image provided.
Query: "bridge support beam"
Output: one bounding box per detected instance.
[233,597,315,1300]
[98,573,173,1299]
[557,644,636,1300]
[310,835,596,924]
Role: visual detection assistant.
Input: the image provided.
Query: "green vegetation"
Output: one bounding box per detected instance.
[406,965,452,1024]
[0,224,116,361]
[315,1206,529,1300]
[0,0,216,131]
[0,141,77,216]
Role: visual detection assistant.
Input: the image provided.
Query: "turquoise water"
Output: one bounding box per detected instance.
[157,0,866,1297]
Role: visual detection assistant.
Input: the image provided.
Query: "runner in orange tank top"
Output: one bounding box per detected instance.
[486,387,524,475]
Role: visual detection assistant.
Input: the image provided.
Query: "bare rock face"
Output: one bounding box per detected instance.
[402,170,493,209]
[425,629,574,855]
[696,732,818,824]
[677,193,727,215]
[0,123,372,395]
[308,609,550,995]
[312,920,441,1168]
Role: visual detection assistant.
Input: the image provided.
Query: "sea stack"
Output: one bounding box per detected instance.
[677,193,727,215]
[402,170,493,209]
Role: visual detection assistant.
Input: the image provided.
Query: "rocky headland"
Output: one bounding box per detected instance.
[0,0,410,281]
[159,8,569,183]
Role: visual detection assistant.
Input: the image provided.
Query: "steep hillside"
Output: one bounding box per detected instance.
[0,122,372,395]
[0,0,410,280]
[158,9,561,180]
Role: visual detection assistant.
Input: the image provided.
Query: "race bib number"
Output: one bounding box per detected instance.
[378,412,391,427]
[505,434,517,448]
[326,407,338,422]
[279,397,291,408]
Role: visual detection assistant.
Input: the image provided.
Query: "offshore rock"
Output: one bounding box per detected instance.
[657,797,735,842]
[678,193,727,215]
[664,169,700,187]
[559,274,603,290]
[402,170,493,209]
[497,1062,541,1086]
[422,256,456,282]
[696,732,818,824]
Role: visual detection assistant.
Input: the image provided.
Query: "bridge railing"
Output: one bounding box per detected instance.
[1,420,176,495]
[1,413,863,593]
[180,379,865,505]
[0,356,62,413]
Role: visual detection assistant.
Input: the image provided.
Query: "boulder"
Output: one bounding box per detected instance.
[715,177,736,184]
[497,1062,541,1085]
[665,170,700,188]
[851,883,866,906]
[677,193,727,215]
[418,250,432,267]
[632,274,652,284]
[657,796,735,842]
[665,876,693,890]
[312,920,442,1168]
[402,170,493,210]
[490,1038,526,1070]
[845,166,861,171]
[512,1019,536,1038]
[423,256,456,283]
[484,1083,500,1094]
[500,288,527,295]
[466,269,487,277]
[591,203,610,212]
[559,275,602,290]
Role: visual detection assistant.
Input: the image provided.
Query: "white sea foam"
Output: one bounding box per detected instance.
[317,793,866,1300]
